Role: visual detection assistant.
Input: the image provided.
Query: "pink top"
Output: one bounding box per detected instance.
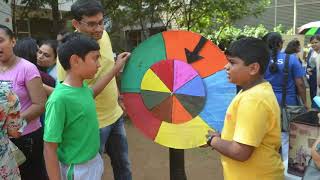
[0,58,41,135]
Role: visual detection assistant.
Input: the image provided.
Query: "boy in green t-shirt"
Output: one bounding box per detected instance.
[206,37,284,179]
[43,32,130,180]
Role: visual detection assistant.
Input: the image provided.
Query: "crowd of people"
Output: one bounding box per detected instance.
[0,0,320,179]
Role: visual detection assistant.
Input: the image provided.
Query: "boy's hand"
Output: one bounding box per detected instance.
[115,52,131,72]
[205,130,220,147]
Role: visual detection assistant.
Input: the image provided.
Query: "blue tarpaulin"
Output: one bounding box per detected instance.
[199,70,236,132]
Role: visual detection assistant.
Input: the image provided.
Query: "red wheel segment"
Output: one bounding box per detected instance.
[123,93,162,140]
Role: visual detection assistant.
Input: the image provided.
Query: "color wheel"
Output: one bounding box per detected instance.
[121,30,235,149]
[141,60,206,124]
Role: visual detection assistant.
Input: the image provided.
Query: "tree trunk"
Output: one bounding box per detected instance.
[11,0,16,35]
[50,0,61,35]
[169,148,187,180]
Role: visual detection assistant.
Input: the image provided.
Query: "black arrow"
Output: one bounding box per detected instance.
[184,36,207,64]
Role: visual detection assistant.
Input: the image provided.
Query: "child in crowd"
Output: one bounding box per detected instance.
[206,37,284,179]
[43,32,130,180]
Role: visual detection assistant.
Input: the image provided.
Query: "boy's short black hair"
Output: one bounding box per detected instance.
[58,29,69,36]
[58,32,100,70]
[71,0,104,21]
[225,37,270,75]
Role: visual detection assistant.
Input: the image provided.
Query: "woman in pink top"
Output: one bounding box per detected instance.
[0,25,47,179]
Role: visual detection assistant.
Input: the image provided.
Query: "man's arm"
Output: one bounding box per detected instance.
[92,52,130,97]
[207,131,254,162]
[44,142,61,180]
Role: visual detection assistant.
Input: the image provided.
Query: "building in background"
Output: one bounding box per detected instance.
[235,0,320,33]
[0,0,74,40]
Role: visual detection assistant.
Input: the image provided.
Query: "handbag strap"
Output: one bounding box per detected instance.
[281,54,290,107]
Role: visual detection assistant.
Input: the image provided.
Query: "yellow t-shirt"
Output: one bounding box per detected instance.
[221,82,284,180]
[57,31,123,128]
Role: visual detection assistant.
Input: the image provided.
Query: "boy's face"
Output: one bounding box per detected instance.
[78,50,101,79]
[224,56,258,87]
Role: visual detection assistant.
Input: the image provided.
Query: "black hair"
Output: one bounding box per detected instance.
[285,39,300,54]
[265,32,283,73]
[14,37,38,65]
[40,40,58,59]
[71,0,104,21]
[58,32,100,70]
[0,24,14,39]
[310,35,320,42]
[225,37,270,75]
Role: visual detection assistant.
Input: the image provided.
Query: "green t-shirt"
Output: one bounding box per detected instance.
[44,82,100,164]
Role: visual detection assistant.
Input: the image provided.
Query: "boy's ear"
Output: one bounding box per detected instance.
[249,62,260,75]
[69,54,80,68]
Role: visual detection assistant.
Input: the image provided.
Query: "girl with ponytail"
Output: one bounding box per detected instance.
[264,32,307,162]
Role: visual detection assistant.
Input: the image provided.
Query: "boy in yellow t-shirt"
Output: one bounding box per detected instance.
[207,37,284,180]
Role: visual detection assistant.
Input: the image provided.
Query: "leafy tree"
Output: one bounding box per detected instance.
[102,0,271,40]
[171,0,271,39]
[215,24,293,50]
[102,0,175,39]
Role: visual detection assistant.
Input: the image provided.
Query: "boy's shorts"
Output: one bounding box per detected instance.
[59,153,104,180]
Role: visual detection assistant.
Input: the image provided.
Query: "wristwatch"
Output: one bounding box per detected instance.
[207,135,214,146]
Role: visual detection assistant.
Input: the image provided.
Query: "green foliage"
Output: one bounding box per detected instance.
[102,0,172,37]
[212,24,293,49]
[102,0,271,38]
[176,0,271,35]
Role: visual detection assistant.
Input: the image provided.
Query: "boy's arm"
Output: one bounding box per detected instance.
[44,142,61,180]
[209,135,254,162]
[92,52,130,98]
